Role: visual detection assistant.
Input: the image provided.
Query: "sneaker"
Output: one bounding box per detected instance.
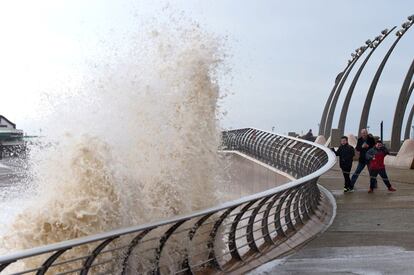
[368,188,374,193]
[388,187,396,192]
[344,187,354,193]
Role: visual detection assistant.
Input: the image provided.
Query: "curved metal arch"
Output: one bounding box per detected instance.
[0,263,12,273]
[404,82,414,114]
[152,220,187,274]
[207,206,239,270]
[359,26,412,132]
[273,188,295,240]
[120,229,152,275]
[299,184,312,221]
[228,200,258,261]
[292,184,307,226]
[36,248,71,275]
[282,188,301,234]
[391,59,414,151]
[404,82,414,139]
[180,212,216,274]
[246,196,273,253]
[80,236,119,275]
[319,66,350,136]
[404,99,414,140]
[338,27,396,136]
[261,193,283,245]
[324,56,363,138]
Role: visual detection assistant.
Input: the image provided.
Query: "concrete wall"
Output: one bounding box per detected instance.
[219,151,294,200]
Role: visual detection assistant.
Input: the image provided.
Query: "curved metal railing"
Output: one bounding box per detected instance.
[0,128,336,274]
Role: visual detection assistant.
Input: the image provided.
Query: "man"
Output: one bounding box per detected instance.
[303,129,314,141]
[350,129,376,189]
[366,140,396,193]
[332,136,355,192]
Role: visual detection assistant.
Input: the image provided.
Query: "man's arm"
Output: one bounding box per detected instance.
[366,148,375,161]
[355,139,362,152]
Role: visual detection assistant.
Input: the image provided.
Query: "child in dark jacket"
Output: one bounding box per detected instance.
[332,136,355,192]
[366,140,397,193]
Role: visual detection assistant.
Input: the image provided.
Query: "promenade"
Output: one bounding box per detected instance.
[255,162,414,274]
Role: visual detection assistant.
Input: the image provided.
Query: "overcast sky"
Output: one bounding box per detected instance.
[0,0,413,138]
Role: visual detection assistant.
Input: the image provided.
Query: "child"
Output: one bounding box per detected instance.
[332,136,355,192]
[366,140,397,193]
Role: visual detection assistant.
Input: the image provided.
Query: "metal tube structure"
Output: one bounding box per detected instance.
[405,94,414,140]
[390,58,414,151]
[358,23,413,133]
[324,52,364,138]
[337,27,396,136]
[319,65,351,136]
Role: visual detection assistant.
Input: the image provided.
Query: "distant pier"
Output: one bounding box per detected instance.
[0,115,24,159]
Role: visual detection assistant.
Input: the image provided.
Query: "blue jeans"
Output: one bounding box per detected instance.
[350,161,376,188]
[369,169,391,189]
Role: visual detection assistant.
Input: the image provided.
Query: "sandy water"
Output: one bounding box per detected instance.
[0,11,231,274]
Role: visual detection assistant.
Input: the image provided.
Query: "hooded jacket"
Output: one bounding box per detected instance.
[332,144,355,169]
[366,146,389,170]
[356,136,376,163]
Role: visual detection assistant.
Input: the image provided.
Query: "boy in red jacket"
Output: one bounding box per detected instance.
[366,140,397,193]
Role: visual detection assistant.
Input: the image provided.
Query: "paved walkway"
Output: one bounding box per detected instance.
[253,162,414,274]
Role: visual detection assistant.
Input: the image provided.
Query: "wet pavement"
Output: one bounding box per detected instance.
[0,157,31,234]
[0,158,28,186]
[252,162,414,274]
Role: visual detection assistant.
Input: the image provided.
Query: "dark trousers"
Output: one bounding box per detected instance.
[341,166,352,189]
[369,168,391,189]
[351,161,377,188]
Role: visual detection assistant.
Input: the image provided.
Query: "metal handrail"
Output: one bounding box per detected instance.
[0,128,336,274]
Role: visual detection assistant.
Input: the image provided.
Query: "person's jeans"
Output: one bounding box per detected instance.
[341,166,352,189]
[369,169,391,189]
[350,161,376,188]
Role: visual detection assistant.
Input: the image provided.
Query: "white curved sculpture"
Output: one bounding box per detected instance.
[347,134,358,148]
[385,139,414,169]
[315,135,327,146]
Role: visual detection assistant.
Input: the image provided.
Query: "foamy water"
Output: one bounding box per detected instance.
[0,13,228,272]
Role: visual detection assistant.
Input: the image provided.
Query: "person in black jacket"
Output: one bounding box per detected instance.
[350,129,376,189]
[332,136,355,192]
